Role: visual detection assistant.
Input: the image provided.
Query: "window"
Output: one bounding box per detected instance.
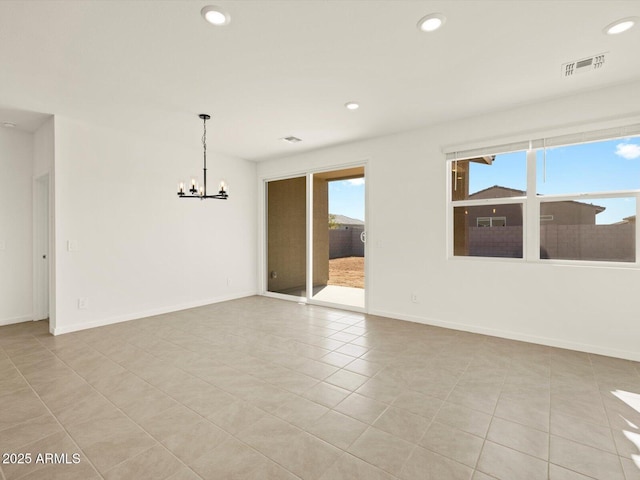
[448,126,640,264]
[451,152,526,201]
[539,198,636,262]
[451,152,525,259]
[455,206,522,258]
[476,216,507,227]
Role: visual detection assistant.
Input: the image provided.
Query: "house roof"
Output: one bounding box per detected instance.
[469,185,526,197]
[469,185,606,213]
[1,2,639,161]
[331,214,364,226]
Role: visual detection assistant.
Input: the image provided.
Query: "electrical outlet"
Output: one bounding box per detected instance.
[77,297,88,309]
[411,292,419,303]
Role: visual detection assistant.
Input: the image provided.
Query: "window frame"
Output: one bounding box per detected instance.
[447,133,640,267]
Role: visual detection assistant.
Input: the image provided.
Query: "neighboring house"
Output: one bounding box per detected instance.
[467,185,605,227]
[330,214,365,230]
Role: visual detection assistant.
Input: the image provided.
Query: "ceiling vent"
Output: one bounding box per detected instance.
[562,53,607,77]
[281,136,302,144]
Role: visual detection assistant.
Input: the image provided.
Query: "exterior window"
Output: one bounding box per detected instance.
[476,216,506,227]
[451,152,526,201]
[454,206,522,258]
[536,138,640,195]
[449,131,640,264]
[452,151,525,258]
[540,198,636,262]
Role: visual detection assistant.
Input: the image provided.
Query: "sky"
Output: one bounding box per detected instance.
[468,137,640,224]
[329,178,365,221]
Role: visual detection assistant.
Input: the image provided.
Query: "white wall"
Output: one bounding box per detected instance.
[53,116,257,334]
[34,116,54,177]
[0,128,33,325]
[257,80,640,361]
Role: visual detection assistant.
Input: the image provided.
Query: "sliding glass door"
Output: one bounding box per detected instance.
[265,166,366,310]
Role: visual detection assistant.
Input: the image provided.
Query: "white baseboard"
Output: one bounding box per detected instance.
[0,314,33,327]
[369,308,640,363]
[52,291,257,335]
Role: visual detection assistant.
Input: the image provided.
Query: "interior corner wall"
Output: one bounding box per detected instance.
[0,128,34,325]
[53,116,257,334]
[257,80,640,361]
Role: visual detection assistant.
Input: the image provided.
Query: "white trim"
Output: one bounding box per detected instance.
[526,149,538,261]
[448,255,525,264]
[445,141,529,161]
[369,308,640,362]
[0,314,34,327]
[451,196,526,207]
[306,173,313,300]
[444,120,640,161]
[263,291,307,303]
[52,291,256,335]
[537,190,640,201]
[307,298,365,314]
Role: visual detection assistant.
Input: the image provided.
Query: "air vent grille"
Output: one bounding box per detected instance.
[562,52,607,77]
[281,136,302,144]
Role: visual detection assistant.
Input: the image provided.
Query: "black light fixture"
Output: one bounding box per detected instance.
[177,114,228,200]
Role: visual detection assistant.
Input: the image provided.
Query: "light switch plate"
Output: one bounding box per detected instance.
[0,240,5,251]
[67,240,78,252]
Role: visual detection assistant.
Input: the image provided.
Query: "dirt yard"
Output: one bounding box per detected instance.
[328,256,364,288]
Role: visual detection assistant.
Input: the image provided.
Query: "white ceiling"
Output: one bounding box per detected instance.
[0,1,639,160]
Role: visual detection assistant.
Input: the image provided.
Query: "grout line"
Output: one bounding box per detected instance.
[5,349,104,480]
[12,300,632,480]
[587,353,629,480]
[41,319,307,479]
[30,335,207,480]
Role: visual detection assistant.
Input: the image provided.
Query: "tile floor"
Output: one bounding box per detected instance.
[0,296,639,480]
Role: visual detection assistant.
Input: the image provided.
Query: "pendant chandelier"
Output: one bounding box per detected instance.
[177,114,228,200]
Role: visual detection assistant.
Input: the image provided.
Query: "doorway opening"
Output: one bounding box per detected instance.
[33,173,50,322]
[264,166,366,310]
[312,167,365,308]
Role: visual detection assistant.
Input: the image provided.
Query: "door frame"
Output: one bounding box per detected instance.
[259,159,369,313]
[33,173,51,322]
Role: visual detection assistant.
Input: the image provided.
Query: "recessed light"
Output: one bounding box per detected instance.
[2,122,16,128]
[344,102,359,110]
[417,13,446,32]
[603,17,638,35]
[201,5,230,26]
[281,136,302,144]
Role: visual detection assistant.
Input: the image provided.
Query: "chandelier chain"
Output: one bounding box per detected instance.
[202,117,207,160]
